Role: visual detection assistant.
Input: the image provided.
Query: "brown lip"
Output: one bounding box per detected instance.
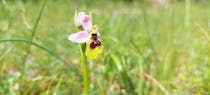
[90,40,101,49]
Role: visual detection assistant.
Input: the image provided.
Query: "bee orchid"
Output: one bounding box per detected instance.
[68,12,103,59]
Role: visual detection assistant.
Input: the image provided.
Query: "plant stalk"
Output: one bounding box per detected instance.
[80,43,89,95]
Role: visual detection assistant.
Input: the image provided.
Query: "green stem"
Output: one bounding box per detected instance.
[80,44,89,95]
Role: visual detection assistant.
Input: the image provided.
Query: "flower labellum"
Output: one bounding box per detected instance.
[86,25,103,59]
[68,12,103,59]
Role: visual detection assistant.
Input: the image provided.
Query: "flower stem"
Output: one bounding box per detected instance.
[80,43,89,95]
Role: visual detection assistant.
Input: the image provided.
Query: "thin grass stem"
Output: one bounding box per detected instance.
[22,0,48,76]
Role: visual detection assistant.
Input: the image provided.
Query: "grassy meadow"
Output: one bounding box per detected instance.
[0,0,210,95]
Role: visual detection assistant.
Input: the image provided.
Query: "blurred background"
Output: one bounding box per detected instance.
[0,0,210,95]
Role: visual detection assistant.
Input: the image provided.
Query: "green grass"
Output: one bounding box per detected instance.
[0,0,210,95]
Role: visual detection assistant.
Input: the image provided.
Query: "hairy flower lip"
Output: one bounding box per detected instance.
[90,40,101,49]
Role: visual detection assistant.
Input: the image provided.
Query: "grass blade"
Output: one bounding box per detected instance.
[0,38,66,64]
[22,0,48,77]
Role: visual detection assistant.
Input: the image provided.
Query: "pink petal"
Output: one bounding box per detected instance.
[76,12,92,32]
[96,28,101,38]
[97,32,101,38]
[76,12,85,26]
[68,31,89,43]
[82,16,92,32]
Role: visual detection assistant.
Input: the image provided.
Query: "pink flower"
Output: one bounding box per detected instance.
[68,11,103,59]
[68,12,92,43]
[68,12,100,43]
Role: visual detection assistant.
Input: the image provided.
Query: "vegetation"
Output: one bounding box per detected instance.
[0,0,209,95]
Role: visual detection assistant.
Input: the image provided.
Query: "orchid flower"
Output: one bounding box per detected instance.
[68,12,103,59]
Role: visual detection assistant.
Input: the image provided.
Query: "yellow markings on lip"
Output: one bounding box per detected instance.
[86,46,102,59]
[86,39,103,59]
